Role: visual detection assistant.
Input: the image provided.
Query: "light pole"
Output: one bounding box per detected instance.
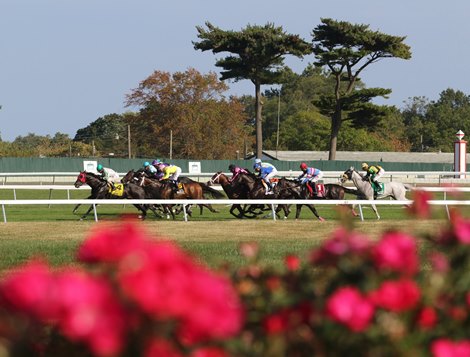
[276,89,281,159]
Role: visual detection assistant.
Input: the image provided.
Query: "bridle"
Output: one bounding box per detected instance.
[209,172,223,185]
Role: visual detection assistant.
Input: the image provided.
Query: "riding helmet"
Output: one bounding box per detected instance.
[144,161,150,167]
[152,159,160,165]
[97,164,103,171]
[361,162,369,170]
[228,164,236,171]
[254,158,262,164]
[300,162,308,170]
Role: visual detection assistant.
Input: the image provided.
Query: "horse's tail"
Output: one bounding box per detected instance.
[200,182,225,199]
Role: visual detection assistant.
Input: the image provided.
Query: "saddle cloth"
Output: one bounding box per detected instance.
[108,183,125,196]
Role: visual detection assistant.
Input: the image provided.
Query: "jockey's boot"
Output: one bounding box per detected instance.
[171,180,179,194]
[109,182,116,191]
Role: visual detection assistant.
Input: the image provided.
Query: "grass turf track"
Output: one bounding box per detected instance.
[0,188,465,272]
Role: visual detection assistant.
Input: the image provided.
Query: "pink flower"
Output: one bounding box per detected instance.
[429,252,450,273]
[369,279,421,312]
[310,228,372,265]
[284,254,300,271]
[0,260,58,321]
[431,338,470,357]
[452,215,470,244]
[372,231,418,276]
[77,220,149,264]
[325,286,375,332]
[408,190,433,218]
[416,306,438,330]
[54,269,128,357]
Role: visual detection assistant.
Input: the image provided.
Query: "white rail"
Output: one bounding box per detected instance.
[1,198,467,223]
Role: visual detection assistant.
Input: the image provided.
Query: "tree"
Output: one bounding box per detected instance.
[125,68,251,159]
[311,18,412,159]
[74,114,129,156]
[194,22,312,158]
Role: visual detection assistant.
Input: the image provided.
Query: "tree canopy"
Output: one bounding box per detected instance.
[125,68,251,159]
[194,22,312,158]
[311,18,412,159]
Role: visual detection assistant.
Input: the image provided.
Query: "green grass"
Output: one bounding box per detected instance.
[0,188,464,272]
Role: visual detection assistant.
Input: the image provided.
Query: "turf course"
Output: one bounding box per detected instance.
[0,188,460,272]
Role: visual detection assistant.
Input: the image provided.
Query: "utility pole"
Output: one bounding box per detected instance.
[169,130,173,160]
[127,125,131,159]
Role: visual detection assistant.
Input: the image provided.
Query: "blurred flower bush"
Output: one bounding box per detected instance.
[2,191,470,356]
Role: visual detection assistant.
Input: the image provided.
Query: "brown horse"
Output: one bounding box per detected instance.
[208,172,256,218]
[123,170,221,219]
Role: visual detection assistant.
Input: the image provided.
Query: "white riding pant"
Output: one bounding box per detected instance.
[169,167,182,181]
[373,169,385,182]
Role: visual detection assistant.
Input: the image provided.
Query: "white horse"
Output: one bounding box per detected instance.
[341,167,412,219]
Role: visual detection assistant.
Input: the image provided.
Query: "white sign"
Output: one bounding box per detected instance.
[188,161,201,174]
[83,160,98,173]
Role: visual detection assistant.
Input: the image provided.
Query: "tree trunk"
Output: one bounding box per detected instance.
[328,106,342,160]
[255,82,263,159]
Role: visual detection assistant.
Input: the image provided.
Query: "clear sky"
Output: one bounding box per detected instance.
[2,0,470,142]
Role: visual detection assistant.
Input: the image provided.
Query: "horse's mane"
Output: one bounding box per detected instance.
[84,171,103,179]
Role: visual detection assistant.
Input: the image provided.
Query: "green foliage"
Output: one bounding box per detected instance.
[311,18,412,159]
[194,22,312,158]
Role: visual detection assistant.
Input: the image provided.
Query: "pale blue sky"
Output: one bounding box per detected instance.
[1,0,470,142]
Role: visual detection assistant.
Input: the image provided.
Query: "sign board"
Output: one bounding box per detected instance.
[188,162,201,174]
[83,160,98,173]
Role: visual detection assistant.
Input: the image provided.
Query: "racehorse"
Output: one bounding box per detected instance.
[231,173,297,219]
[275,177,359,220]
[208,172,256,218]
[340,167,412,219]
[122,169,222,219]
[73,171,150,220]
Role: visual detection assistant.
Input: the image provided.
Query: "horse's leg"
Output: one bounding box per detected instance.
[73,194,92,213]
[371,202,380,220]
[306,204,325,222]
[295,204,302,220]
[80,204,95,220]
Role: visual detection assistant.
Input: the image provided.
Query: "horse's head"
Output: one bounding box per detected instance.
[341,167,354,184]
[208,171,226,186]
[121,169,135,184]
[74,171,87,188]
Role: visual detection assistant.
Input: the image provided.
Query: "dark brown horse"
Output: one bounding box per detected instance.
[122,169,222,219]
[208,172,257,218]
[73,171,150,220]
[275,177,360,219]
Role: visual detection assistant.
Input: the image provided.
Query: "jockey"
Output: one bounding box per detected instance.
[96,164,120,190]
[152,159,169,179]
[362,162,385,192]
[253,158,278,194]
[228,164,249,183]
[157,163,182,193]
[297,162,323,195]
[143,161,158,178]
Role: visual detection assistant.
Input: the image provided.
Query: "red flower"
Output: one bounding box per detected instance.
[416,306,438,330]
[190,347,230,357]
[429,252,450,273]
[325,286,375,332]
[369,279,421,312]
[145,338,183,357]
[372,231,418,276]
[284,254,300,271]
[431,338,470,357]
[262,313,288,335]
